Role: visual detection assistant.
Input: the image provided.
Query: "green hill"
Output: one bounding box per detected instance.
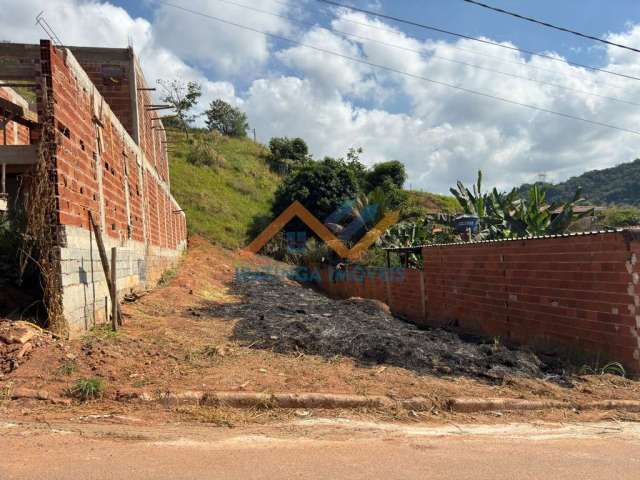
[518,159,640,206]
[168,129,460,248]
[168,131,281,249]
[407,190,460,213]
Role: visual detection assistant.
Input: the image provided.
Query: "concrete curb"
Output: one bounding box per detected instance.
[6,388,640,414]
[115,390,640,414]
[115,390,434,410]
[447,398,640,413]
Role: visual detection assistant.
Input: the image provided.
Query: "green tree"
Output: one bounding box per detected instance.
[158,79,202,139]
[205,99,249,137]
[267,137,310,172]
[272,157,360,221]
[366,160,407,190]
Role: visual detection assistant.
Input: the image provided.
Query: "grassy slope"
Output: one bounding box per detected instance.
[407,190,460,213]
[168,131,281,249]
[168,129,460,248]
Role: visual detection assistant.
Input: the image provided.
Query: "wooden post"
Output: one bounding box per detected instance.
[89,211,123,325]
[110,247,118,332]
[89,211,113,294]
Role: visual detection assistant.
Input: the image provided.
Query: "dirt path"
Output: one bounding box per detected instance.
[1,418,639,479]
[1,237,639,424]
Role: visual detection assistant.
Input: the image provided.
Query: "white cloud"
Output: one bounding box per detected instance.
[152,0,292,77]
[247,10,640,193]
[3,1,640,194]
[0,0,240,121]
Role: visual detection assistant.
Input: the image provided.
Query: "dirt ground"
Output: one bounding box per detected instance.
[1,237,639,425]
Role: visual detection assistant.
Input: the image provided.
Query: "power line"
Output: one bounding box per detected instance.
[462,0,640,54]
[266,0,629,92]
[156,1,640,137]
[207,0,640,106]
[314,0,640,82]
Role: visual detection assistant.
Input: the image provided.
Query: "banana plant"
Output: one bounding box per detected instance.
[451,171,593,240]
[450,170,489,219]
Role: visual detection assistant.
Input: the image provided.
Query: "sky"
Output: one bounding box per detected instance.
[2,0,640,193]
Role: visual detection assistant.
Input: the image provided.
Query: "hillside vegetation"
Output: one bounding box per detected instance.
[518,159,640,206]
[167,128,460,249]
[168,130,281,248]
[407,190,460,213]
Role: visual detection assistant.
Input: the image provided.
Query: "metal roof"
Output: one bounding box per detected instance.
[382,228,635,250]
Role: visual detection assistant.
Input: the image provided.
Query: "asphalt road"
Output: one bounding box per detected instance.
[1,418,639,479]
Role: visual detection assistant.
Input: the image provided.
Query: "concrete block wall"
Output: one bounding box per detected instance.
[314,231,640,376]
[60,225,181,332]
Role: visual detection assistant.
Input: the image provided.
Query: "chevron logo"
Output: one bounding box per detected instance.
[244,201,399,260]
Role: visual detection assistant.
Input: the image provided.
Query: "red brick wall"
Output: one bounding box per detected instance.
[70,51,134,137]
[389,268,424,321]
[134,62,169,184]
[423,233,640,375]
[316,265,424,322]
[43,41,186,248]
[314,232,640,376]
[0,87,31,145]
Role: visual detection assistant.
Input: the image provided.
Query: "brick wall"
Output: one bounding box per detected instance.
[44,41,185,247]
[314,231,640,376]
[68,47,135,138]
[38,41,187,333]
[0,87,31,145]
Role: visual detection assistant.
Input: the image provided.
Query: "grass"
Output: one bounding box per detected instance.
[81,324,119,347]
[407,190,460,213]
[157,267,177,286]
[69,377,106,401]
[580,361,627,378]
[57,359,77,376]
[168,130,281,249]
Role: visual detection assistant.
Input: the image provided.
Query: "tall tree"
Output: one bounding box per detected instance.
[366,160,407,191]
[204,99,249,137]
[157,79,202,139]
[272,157,360,222]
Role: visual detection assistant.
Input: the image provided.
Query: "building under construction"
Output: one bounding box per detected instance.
[0,40,187,335]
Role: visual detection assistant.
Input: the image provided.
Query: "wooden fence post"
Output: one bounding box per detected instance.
[110,247,118,332]
[89,211,123,326]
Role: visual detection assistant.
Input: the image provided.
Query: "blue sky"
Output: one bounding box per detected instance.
[4,0,640,192]
[113,0,640,65]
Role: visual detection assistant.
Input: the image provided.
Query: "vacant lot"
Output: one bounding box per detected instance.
[1,237,639,424]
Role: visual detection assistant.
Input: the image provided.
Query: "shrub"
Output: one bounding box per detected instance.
[158,267,177,286]
[69,377,105,401]
[186,139,225,168]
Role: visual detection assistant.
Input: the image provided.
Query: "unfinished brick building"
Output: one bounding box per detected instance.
[0,40,187,334]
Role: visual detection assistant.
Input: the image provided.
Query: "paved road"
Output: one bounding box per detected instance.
[1,418,639,479]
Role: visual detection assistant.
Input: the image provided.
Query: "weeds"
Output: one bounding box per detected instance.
[186,138,225,168]
[158,268,177,287]
[68,377,106,401]
[57,359,77,376]
[579,361,627,378]
[0,382,14,409]
[82,324,118,347]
